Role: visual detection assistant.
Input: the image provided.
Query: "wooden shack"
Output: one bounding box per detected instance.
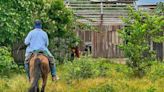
[67,0,164,60]
[67,0,136,58]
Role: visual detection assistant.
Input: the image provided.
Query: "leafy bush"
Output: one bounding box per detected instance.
[89,84,115,92]
[0,47,18,76]
[64,58,111,80]
[119,7,164,77]
[64,58,98,80]
[0,0,44,46]
[97,61,110,77]
[147,62,164,81]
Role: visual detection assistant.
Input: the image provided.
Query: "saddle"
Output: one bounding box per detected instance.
[32,50,49,56]
[28,50,49,63]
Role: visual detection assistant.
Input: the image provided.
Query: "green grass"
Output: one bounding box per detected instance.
[0,57,164,92]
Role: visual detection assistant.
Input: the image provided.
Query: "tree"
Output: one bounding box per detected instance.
[47,0,79,63]
[0,0,48,47]
[0,0,79,64]
[119,7,164,77]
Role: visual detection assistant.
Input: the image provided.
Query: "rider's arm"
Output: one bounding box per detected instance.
[24,32,32,46]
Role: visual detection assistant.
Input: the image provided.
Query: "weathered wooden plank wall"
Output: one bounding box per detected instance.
[153,42,163,61]
[77,25,164,60]
[76,25,124,58]
[92,25,124,58]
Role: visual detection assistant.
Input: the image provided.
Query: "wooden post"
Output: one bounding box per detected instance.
[100,0,103,31]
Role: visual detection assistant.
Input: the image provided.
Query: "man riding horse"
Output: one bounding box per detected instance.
[24,20,58,81]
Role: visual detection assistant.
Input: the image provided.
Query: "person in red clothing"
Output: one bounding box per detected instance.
[74,46,80,58]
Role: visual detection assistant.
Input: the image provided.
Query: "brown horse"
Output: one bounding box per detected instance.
[29,53,50,92]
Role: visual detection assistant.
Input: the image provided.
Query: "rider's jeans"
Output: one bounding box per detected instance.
[24,63,30,79]
[50,63,56,77]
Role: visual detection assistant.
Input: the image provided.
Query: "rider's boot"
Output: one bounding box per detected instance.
[49,57,59,81]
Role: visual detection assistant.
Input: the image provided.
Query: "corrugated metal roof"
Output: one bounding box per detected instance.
[67,0,135,25]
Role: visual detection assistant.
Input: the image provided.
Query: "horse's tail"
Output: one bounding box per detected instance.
[31,58,42,90]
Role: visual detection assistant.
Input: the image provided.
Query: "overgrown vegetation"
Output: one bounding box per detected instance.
[89,84,115,92]
[0,47,13,74]
[0,58,164,92]
[0,47,20,76]
[119,6,164,77]
[64,58,109,80]
[63,58,131,81]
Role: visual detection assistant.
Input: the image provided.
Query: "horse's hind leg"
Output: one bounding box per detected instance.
[41,74,48,92]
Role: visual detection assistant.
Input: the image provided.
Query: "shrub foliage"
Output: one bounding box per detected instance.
[119,6,164,77]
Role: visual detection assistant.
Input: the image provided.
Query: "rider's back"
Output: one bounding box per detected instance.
[25,28,48,54]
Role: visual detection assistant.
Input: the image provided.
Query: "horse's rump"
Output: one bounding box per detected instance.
[29,53,50,92]
[30,53,50,80]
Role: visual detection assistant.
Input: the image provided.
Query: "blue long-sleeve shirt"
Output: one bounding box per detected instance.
[24,28,49,56]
